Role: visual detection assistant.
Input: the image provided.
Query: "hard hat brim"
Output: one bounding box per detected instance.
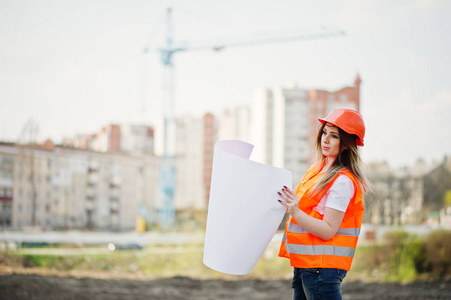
[317,118,364,146]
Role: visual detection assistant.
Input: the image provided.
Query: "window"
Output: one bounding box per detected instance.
[339,94,348,102]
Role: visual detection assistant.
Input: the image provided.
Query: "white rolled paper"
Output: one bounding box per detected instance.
[203,140,292,275]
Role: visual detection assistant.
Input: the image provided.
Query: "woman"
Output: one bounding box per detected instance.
[278,107,370,300]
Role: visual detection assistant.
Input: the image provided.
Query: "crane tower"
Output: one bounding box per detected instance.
[145,7,346,229]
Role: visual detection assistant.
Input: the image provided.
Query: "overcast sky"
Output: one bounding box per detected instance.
[1,0,450,168]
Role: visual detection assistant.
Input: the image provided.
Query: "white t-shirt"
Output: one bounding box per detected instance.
[313,174,355,215]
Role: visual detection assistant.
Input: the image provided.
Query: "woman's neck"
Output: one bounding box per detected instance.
[321,157,336,173]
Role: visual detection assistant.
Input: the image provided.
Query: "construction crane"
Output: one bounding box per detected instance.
[144,7,346,229]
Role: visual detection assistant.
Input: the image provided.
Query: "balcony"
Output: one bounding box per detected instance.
[0,196,12,202]
[86,187,96,200]
[109,176,121,188]
[87,173,99,186]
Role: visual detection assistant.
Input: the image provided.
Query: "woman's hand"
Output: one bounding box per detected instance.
[278,185,347,241]
[278,186,300,215]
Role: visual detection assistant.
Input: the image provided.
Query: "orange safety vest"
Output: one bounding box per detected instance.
[278,164,364,271]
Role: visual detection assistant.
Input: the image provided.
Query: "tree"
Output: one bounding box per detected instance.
[444,190,451,207]
[423,160,451,212]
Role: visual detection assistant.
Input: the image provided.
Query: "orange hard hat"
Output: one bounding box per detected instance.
[318,107,365,146]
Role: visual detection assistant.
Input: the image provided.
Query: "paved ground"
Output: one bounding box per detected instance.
[1,273,450,300]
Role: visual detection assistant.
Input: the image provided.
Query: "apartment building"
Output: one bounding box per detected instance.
[0,141,158,231]
[174,116,205,212]
[12,144,54,230]
[48,113,217,229]
[173,114,218,218]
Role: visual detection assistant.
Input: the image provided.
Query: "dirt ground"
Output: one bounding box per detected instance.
[0,273,450,300]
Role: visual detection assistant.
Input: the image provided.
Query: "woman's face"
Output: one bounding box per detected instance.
[321,123,341,160]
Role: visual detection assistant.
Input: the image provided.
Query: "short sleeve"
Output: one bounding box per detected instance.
[324,175,355,212]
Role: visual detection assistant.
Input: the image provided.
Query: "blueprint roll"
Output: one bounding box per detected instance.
[203,140,292,275]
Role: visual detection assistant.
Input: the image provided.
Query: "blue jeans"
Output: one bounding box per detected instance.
[292,267,347,300]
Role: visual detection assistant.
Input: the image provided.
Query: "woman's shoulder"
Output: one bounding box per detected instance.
[332,172,357,193]
[337,168,357,180]
[329,174,355,197]
[334,174,354,185]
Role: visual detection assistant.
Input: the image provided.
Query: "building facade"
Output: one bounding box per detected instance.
[363,160,446,226]
[0,142,159,231]
[218,107,251,142]
[203,113,216,207]
[0,147,14,228]
[174,116,205,212]
[171,113,218,227]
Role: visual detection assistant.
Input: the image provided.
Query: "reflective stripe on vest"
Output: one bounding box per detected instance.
[287,222,361,237]
[286,243,356,258]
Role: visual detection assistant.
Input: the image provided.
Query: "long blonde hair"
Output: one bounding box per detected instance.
[311,123,371,195]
